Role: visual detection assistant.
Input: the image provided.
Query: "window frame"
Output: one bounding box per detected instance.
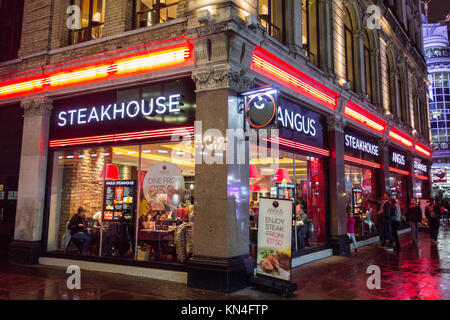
[69,0,105,45]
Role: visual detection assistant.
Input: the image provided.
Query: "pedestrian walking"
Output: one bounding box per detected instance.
[369,198,384,245]
[425,199,441,244]
[406,198,421,245]
[391,198,402,249]
[346,211,357,253]
[380,193,394,250]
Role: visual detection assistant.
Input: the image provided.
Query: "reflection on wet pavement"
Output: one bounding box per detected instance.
[0,226,449,300]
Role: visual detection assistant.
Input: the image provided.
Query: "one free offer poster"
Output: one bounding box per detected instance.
[257,197,293,281]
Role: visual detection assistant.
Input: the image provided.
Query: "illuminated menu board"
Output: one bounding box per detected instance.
[103,180,136,222]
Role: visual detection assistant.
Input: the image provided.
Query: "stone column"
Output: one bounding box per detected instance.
[327,114,350,256]
[379,137,391,195]
[9,97,53,264]
[355,29,366,98]
[187,64,254,292]
[319,0,334,77]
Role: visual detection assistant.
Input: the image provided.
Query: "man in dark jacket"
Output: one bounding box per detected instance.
[68,206,93,256]
[380,193,394,250]
[406,198,422,244]
[425,199,441,244]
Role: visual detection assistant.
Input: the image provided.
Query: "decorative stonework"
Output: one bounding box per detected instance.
[192,67,254,93]
[21,97,53,117]
[327,115,346,133]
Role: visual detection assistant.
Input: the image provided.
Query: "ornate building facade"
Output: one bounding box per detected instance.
[0,0,432,292]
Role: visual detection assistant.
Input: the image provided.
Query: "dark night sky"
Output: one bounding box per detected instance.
[428,0,450,23]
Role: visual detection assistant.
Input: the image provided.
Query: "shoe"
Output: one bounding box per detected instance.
[386,247,394,251]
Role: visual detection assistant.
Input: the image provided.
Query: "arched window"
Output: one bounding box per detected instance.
[386,53,396,116]
[363,30,373,102]
[302,0,319,67]
[398,65,408,124]
[344,7,355,90]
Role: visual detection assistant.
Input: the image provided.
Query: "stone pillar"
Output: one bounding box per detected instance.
[319,0,334,77]
[380,137,391,195]
[187,65,254,293]
[355,29,366,98]
[327,114,350,256]
[9,97,53,265]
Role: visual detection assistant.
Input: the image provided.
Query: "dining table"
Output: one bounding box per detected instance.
[138,227,176,261]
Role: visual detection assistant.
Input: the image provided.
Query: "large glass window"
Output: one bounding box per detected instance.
[344,165,378,238]
[363,31,373,102]
[69,0,105,45]
[47,140,195,265]
[258,0,286,44]
[389,174,408,218]
[302,0,319,67]
[248,145,327,256]
[344,7,355,90]
[134,0,179,29]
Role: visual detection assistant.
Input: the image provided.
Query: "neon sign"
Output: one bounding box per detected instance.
[57,94,182,127]
[345,134,379,156]
[392,152,406,166]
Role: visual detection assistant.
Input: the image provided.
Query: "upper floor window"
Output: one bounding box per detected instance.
[363,30,373,102]
[258,0,286,44]
[344,7,355,90]
[69,0,105,45]
[302,0,319,67]
[134,0,179,29]
[0,0,24,62]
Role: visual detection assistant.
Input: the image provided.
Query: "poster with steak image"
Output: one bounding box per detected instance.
[257,197,293,281]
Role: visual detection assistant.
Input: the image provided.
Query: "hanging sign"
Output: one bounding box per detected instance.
[142,162,185,211]
[256,197,293,281]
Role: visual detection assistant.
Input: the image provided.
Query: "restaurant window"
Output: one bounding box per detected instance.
[302,0,319,67]
[258,0,286,44]
[389,174,408,217]
[249,144,327,257]
[344,7,355,90]
[47,140,195,264]
[134,0,179,29]
[363,30,373,102]
[69,0,105,45]
[344,165,378,238]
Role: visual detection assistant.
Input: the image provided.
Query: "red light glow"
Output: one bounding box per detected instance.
[389,167,410,176]
[344,155,381,169]
[414,143,432,158]
[49,126,194,148]
[388,128,413,149]
[265,137,330,157]
[415,174,429,181]
[251,47,339,109]
[0,45,192,100]
[344,102,386,134]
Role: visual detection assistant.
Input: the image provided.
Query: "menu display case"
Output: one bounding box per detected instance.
[103,180,136,222]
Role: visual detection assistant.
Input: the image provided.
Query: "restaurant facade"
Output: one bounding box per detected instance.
[0,0,432,293]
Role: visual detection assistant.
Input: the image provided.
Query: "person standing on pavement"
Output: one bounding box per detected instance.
[406,198,421,245]
[425,199,441,244]
[391,198,402,250]
[380,193,394,250]
[369,198,384,246]
[346,211,357,253]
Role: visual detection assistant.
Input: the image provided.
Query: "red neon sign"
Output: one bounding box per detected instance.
[388,128,413,149]
[0,44,192,100]
[389,167,410,176]
[251,46,339,109]
[344,102,386,134]
[265,137,330,157]
[344,155,381,169]
[415,174,429,181]
[49,126,194,148]
[414,142,432,158]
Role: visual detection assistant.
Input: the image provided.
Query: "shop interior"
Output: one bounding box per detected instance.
[47,140,195,264]
[248,145,326,257]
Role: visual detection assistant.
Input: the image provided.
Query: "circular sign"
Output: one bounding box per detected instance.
[245,93,276,128]
[142,162,185,210]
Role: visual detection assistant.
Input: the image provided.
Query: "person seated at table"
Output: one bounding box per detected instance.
[68,206,93,256]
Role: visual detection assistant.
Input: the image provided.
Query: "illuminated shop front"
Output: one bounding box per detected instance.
[388,147,410,214]
[343,128,380,238]
[245,87,328,256]
[45,78,196,268]
[413,157,430,199]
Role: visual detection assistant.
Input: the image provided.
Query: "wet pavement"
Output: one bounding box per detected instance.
[0,225,449,300]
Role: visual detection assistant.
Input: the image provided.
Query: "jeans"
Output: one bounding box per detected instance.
[347,233,357,250]
[392,221,401,248]
[378,221,385,244]
[72,232,93,255]
[382,223,393,247]
[429,218,440,241]
[409,221,418,243]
